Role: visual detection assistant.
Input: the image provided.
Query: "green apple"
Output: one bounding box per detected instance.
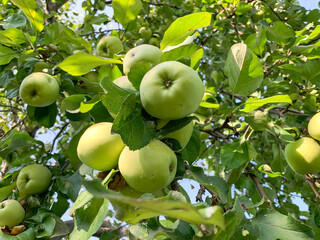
[19,72,60,107]
[119,139,177,193]
[158,120,194,149]
[308,112,320,140]
[33,61,50,72]
[123,44,162,75]
[149,37,159,46]
[140,61,205,120]
[17,164,52,196]
[0,200,25,228]
[96,36,124,58]
[285,137,320,175]
[113,76,135,90]
[139,27,152,40]
[77,122,125,171]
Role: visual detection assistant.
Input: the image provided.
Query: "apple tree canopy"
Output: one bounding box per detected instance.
[0,0,320,239]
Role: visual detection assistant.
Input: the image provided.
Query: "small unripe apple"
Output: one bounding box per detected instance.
[285,137,320,175]
[308,112,320,140]
[122,44,162,75]
[96,36,124,58]
[19,72,60,107]
[17,164,52,196]
[77,122,125,171]
[119,139,177,193]
[0,200,25,228]
[149,37,159,46]
[139,27,152,40]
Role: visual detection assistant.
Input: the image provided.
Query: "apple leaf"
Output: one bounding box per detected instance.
[0,13,27,29]
[301,60,320,84]
[0,183,16,202]
[27,103,58,128]
[185,167,229,204]
[100,76,133,116]
[220,139,257,170]
[127,61,153,91]
[0,228,36,239]
[180,128,201,164]
[156,116,196,138]
[56,172,82,202]
[0,46,16,65]
[161,44,203,69]
[11,0,44,33]
[112,93,157,150]
[244,209,314,239]
[112,0,142,27]
[0,28,26,46]
[161,12,212,51]
[241,95,292,113]
[89,101,113,123]
[266,21,295,45]
[82,179,225,228]
[57,52,122,76]
[224,43,264,97]
[70,197,109,240]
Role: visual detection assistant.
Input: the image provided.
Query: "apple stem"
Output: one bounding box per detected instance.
[304,175,320,200]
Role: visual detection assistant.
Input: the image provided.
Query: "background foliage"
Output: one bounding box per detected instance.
[1,0,320,239]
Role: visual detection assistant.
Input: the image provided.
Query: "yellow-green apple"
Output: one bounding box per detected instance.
[17,164,52,196]
[113,76,135,90]
[96,36,124,58]
[139,27,152,40]
[122,44,162,75]
[77,122,125,171]
[119,139,177,193]
[19,72,60,107]
[308,112,320,140]
[140,61,204,120]
[0,200,25,228]
[149,37,159,46]
[285,137,320,175]
[158,119,193,149]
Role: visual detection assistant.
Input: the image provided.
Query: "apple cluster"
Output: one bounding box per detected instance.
[0,164,52,229]
[285,112,320,175]
[75,38,205,194]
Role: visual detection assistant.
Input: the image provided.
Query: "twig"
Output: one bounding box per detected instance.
[196,185,205,202]
[248,173,274,209]
[48,122,69,153]
[305,175,320,200]
[0,116,27,141]
[0,162,9,179]
[142,1,181,9]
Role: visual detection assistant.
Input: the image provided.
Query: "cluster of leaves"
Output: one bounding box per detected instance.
[1,0,320,239]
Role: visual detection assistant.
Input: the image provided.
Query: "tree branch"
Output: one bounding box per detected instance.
[0,116,27,141]
[248,173,274,209]
[48,122,69,153]
[305,174,320,200]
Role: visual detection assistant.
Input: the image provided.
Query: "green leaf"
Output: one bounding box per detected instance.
[56,172,81,202]
[61,94,88,113]
[157,116,195,138]
[70,197,109,240]
[0,46,16,65]
[37,216,56,238]
[224,43,264,96]
[185,167,229,204]
[83,180,225,228]
[0,183,16,202]
[161,44,203,69]
[161,12,212,50]
[31,103,58,128]
[127,61,152,91]
[301,60,320,84]
[245,209,314,240]
[0,13,27,29]
[180,128,201,164]
[220,139,257,170]
[266,21,295,45]
[241,95,292,113]
[10,0,44,33]
[112,0,142,26]
[245,25,267,56]
[0,28,26,46]
[112,93,157,150]
[57,52,122,76]
[0,228,36,239]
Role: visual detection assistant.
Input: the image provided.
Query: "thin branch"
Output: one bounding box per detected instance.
[142,1,181,9]
[0,116,27,141]
[305,175,320,200]
[0,162,9,179]
[249,173,274,209]
[48,122,69,153]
